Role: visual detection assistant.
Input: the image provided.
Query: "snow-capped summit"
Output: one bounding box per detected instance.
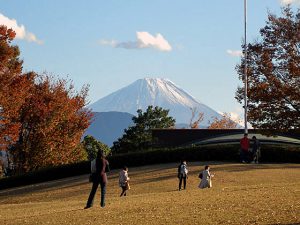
[89,78,221,125]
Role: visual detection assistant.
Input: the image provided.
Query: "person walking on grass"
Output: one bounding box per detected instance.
[119,166,130,197]
[85,151,109,209]
[251,136,261,164]
[178,160,188,191]
[198,165,214,189]
[240,133,250,163]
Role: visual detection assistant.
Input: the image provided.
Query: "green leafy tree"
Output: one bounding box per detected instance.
[112,106,175,153]
[82,135,111,160]
[236,7,300,131]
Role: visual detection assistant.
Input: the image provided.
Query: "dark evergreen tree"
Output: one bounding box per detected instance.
[112,106,175,153]
[82,135,111,160]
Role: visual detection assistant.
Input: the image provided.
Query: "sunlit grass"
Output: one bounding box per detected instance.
[0,162,299,225]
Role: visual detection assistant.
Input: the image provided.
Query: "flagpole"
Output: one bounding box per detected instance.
[244,0,248,134]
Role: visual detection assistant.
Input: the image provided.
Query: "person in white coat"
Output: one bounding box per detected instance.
[198,165,214,189]
[119,166,130,197]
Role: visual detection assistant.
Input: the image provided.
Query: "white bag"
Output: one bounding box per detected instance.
[91,159,96,173]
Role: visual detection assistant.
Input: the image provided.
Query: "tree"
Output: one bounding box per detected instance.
[208,113,238,129]
[189,107,204,129]
[82,135,111,160]
[0,26,33,150]
[236,7,300,131]
[14,74,93,171]
[0,25,93,172]
[112,106,175,153]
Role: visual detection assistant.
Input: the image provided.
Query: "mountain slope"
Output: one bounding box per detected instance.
[83,112,134,146]
[89,78,221,125]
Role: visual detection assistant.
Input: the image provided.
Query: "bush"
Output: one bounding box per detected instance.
[261,145,300,163]
[0,161,90,190]
[108,144,239,169]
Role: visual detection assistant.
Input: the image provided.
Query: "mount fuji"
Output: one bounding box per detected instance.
[89,78,221,126]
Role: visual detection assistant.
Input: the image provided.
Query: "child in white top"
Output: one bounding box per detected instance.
[198,165,214,189]
[119,166,130,197]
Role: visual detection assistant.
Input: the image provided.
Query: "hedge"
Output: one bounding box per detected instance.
[0,144,299,190]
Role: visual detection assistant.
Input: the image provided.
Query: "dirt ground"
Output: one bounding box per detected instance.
[0,162,299,225]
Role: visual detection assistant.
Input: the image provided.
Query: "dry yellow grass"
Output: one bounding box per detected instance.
[0,162,299,225]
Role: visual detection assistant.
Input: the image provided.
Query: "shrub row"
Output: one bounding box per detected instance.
[0,144,299,190]
[260,145,300,163]
[0,161,90,190]
[108,144,239,169]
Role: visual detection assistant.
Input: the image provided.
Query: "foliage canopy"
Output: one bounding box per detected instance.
[82,135,111,160]
[236,7,300,131]
[208,113,238,129]
[112,105,175,153]
[0,25,92,172]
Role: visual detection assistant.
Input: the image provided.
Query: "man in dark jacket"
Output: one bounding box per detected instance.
[178,160,188,191]
[251,136,261,163]
[85,151,109,208]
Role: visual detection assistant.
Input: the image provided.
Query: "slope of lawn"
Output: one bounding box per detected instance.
[0,162,299,225]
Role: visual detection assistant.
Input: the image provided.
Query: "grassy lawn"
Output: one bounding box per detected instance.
[0,162,299,225]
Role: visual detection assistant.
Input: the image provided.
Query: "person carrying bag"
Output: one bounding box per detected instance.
[85,151,109,208]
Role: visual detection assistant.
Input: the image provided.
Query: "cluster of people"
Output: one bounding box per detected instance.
[240,133,261,163]
[85,134,261,209]
[85,153,214,209]
[177,160,214,190]
[85,150,132,209]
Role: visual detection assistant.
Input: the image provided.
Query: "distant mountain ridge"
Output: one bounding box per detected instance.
[89,78,221,125]
[83,112,134,146]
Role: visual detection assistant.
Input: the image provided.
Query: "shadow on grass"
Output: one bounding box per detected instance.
[269,223,300,225]
[133,173,176,185]
[1,162,299,199]
[0,175,88,197]
[211,163,300,173]
[2,207,84,223]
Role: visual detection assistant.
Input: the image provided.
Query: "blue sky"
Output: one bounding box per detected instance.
[0,0,298,122]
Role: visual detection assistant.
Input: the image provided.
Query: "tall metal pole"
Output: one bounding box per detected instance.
[244,0,248,134]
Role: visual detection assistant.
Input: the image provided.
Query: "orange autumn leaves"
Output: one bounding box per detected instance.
[0,26,92,171]
[0,26,26,150]
[236,7,300,131]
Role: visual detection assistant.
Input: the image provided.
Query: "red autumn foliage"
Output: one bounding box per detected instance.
[15,75,92,171]
[236,7,300,131]
[0,25,30,150]
[189,107,204,129]
[208,113,238,129]
[0,26,93,172]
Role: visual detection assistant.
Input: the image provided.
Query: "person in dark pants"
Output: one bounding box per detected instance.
[251,136,261,163]
[85,151,109,209]
[119,166,130,197]
[240,133,250,163]
[178,160,188,191]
